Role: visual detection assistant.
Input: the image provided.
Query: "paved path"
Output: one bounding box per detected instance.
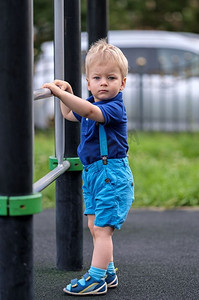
[34,209,199,300]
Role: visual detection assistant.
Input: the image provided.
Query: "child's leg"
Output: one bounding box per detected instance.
[88,214,95,238]
[63,217,115,295]
[88,225,118,289]
[88,215,114,267]
[91,225,114,269]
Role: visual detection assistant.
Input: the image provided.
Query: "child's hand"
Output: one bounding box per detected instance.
[53,80,73,94]
[42,80,73,97]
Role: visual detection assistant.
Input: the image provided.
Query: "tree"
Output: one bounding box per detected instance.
[34,0,199,61]
[34,0,54,60]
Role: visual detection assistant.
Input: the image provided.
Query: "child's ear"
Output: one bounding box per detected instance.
[120,77,126,91]
[86,78,91,91]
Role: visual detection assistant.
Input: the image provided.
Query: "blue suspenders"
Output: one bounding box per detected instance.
[99,124,108,165]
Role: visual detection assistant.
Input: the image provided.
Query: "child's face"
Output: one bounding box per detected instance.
[86,60,126,102]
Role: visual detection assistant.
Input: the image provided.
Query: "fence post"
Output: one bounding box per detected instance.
[55,0,83,271]
[0,1,34,299]
[136,57,146,130]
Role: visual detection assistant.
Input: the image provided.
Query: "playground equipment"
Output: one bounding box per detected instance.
[0,0,108,299]
[0,1,35,299]
[33,88,82,193]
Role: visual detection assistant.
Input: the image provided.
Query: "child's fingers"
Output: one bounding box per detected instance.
[53,80,72,92]
[53,80,67,90]
[41,83,59,96]
[42,83,52,89]
[42,81,73,96]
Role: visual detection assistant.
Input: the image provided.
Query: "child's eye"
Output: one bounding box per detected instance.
[108,76,116,80]
[93,76,100,80]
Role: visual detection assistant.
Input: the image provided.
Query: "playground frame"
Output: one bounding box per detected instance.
[0,0,108,299]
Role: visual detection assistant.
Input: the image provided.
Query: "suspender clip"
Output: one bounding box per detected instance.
[102,156,108,165]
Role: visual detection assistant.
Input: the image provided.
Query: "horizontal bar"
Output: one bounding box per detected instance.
[33,88,52,100]
[33,160,70,193]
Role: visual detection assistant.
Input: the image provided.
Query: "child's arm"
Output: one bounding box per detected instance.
[42,80,104,123]
[42,80,77,121]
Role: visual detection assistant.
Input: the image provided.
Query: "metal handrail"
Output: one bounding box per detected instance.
[33,87,67,192]
[33,88,52,100]
[33,161,70,193]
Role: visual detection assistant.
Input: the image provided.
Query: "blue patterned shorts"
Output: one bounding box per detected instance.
[82,157,134,230]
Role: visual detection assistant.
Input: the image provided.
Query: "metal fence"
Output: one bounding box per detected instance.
[34,41,199,131]
[123,72,199,131]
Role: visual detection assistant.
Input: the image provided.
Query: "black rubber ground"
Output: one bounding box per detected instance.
[34,208,199,300]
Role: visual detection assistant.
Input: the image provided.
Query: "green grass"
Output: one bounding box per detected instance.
[34,129,55,208]
[34,129,199,209]
[128,131,199,208]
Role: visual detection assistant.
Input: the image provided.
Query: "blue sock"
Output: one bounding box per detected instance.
[89,266,106,282]
[107,262,115,274]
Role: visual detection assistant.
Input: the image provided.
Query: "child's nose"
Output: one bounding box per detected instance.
[100,78,108,85]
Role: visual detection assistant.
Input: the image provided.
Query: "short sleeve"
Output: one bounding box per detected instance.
[73,111,82,122]
[99,101,125,125]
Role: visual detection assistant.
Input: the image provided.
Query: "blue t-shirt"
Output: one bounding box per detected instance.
[73,92,129,165]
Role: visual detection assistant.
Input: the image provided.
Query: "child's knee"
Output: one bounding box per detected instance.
[93,226,114,238]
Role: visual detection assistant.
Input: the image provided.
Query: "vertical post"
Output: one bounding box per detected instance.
[54,0,65,164]
[55,0,83,270]
[0,1,33,300]
[136,58,146,130]
[87,0,108,46]
[139,72,144,130]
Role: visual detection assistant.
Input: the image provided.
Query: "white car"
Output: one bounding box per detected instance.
[34,30,199,131]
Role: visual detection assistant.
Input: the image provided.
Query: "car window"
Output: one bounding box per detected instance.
[121,48,159,73]
[120,47,199,77]
[158,48,199,76]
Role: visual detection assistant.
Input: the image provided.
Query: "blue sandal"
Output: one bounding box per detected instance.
[63,272,107,296]
[105,268,118,288]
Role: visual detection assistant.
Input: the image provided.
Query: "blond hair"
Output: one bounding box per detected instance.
[85,39,128,78]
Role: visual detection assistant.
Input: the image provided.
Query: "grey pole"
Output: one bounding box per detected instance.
[87,0,109,46]
[33,160,70,193]
[0,1,33,299]
[55,0,83,271]
[34,88,52,100]
[54,0,65,165]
